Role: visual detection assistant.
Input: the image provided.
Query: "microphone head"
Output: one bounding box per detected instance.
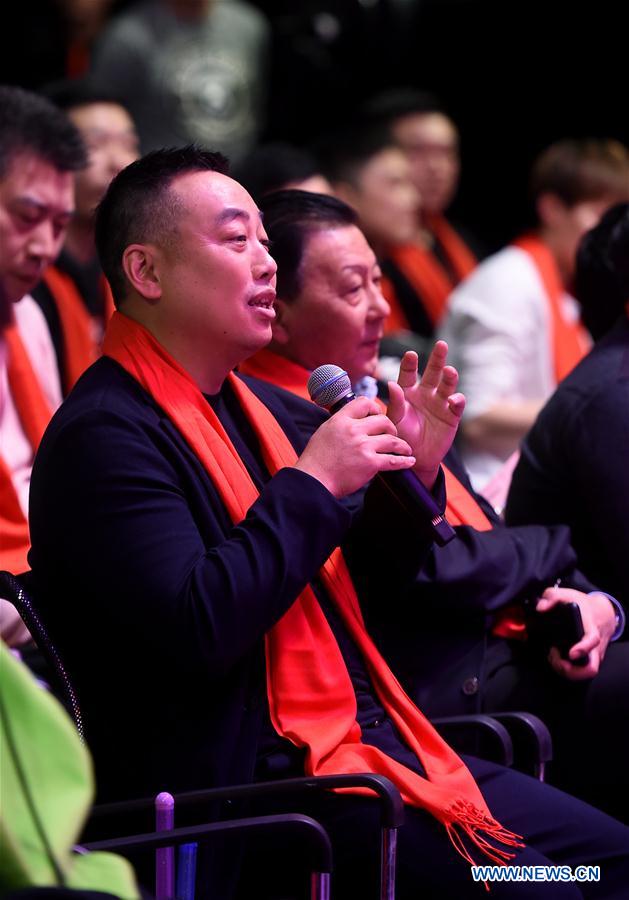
[307,364,354,409]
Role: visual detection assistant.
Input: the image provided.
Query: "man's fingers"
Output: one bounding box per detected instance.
[370,434,414,457]
[447,393,466,417]
[339,396,382,419]
[568,629,600,658]
[536,594,562,613]
[386,380,406,424]
[436,365,459,395]
[377,452,417,471]
[360,413,399,437]
[397,350,420,389]
[419,340,448,389]
[548,647,598,680]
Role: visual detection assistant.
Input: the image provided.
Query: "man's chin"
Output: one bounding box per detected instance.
[241,330,273,360]
[4,278,32,306]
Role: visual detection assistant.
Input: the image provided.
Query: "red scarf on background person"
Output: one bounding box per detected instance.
[442,468,526,640]
[0,325,53,573]
[240,347,312,402]
[104,312,523,868]
[383,214,477,333]
[42,267,99,392]
[243,348,527,641]
[512,236,590,382]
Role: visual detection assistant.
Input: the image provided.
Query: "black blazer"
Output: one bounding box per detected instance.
[28,358,433,803]
[506,315,629,616]
[289,389,596,717]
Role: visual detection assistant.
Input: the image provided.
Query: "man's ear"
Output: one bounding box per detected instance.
[536,192,567,229]
[271,297,291,344]
[122,244,162,301]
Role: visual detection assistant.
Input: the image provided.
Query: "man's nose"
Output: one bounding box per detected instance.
[27,221,61,263]
[369,285,391,320]
[253,242,278,280]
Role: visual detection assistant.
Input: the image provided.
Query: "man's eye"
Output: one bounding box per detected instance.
[16,209,39,226]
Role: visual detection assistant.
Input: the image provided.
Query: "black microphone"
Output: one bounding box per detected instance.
[307,365,456,546]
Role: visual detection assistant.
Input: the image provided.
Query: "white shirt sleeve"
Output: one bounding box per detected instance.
[439,246,555,420]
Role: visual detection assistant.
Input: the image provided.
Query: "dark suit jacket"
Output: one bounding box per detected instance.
[506,315,629,616]
[27,358,433,804]
[288,394,596,716]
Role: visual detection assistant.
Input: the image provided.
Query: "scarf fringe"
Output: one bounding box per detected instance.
[446,800,525,890]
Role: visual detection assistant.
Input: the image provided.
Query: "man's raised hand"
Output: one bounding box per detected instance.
[387,342,465,488]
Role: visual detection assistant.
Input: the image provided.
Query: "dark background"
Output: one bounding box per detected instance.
[3,0,626,251]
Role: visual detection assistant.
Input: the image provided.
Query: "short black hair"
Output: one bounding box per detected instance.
[94,145,229,305]
[530,138,629,207]
[360,88,449,126]
[232,142,323,203]
[575,202,629,339]
[42,76,130,116]
[0,84,87,178]
[259,189,357,301]
[317,125,398,189]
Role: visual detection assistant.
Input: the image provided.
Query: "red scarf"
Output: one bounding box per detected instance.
[42,267,99,392]
[383,214,477,333]
[244,349,526,641]
[443,468,526,640]
[240,347,312,402]
[104,316,522,866]
[512,236,590,383]
[100,275,116,326]
[0,325,53,573]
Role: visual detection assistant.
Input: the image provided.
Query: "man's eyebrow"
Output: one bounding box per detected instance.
[215,208,251,226]
[14,196,74,218]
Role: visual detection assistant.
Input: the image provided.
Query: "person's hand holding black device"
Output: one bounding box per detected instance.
[528,583,618,681]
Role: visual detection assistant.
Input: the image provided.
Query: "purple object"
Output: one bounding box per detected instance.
[155,792,175,899]
[176,842,198,900]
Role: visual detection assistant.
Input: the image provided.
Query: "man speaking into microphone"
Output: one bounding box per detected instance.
[29,151,629,898]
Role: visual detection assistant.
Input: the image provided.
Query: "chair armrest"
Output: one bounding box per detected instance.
[80,813,333,875]
[486,712,553,780]
[431,714,514,768]
[91,772,405,830]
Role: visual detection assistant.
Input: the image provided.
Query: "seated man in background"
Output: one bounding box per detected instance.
[242,188,628,820]
[0,85,86,646]
[361,89,481,337]
[440,138,629,492]
[28,148,629,898]
[232,140,333,202]
[506,203,629,624]
[31,77,140,393]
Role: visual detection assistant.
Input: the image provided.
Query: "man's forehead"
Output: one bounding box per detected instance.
[171,169,261,221]
[395,112,458,143]
[305,225,376,268]
[1,151,75,206]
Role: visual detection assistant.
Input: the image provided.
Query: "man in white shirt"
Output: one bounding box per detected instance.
[440,138,629,493]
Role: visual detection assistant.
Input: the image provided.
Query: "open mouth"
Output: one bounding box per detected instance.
[248,291,275,309]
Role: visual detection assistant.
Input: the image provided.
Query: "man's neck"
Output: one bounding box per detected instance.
[120,305,236,394]
[535,227,569,287]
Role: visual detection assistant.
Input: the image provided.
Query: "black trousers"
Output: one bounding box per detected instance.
[238,721,629,899]
[482,639,629,821]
